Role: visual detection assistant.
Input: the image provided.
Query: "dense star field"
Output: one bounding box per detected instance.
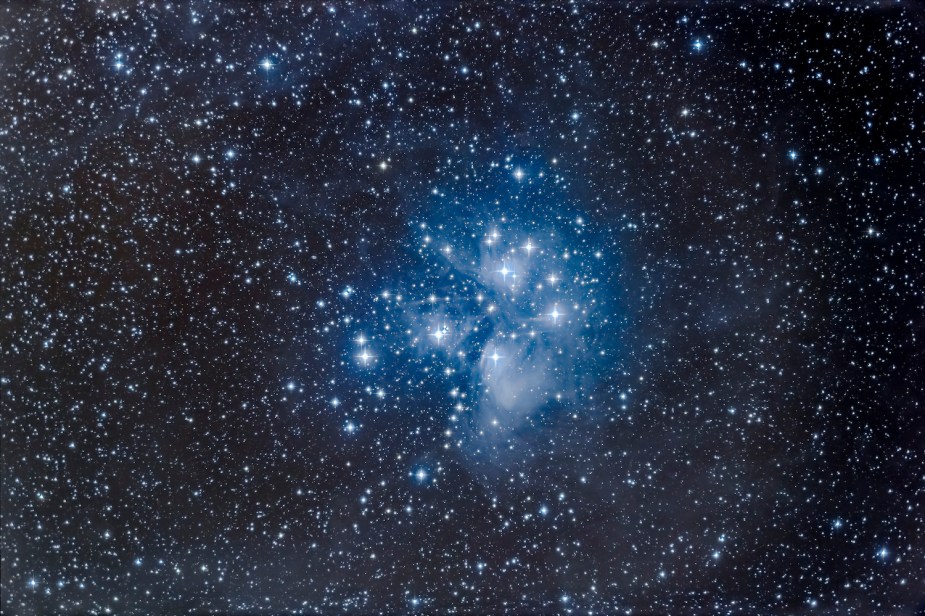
[2,2,924,615]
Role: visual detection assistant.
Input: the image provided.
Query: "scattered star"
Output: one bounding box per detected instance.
[3,4,920,615]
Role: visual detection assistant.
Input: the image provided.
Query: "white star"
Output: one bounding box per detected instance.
[549,305,562,323]
[431,324,448,343]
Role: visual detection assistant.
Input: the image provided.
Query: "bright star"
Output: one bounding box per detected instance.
[431,324,448,343]
[549,305,562,323]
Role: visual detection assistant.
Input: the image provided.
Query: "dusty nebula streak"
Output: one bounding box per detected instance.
[388,212,617,468]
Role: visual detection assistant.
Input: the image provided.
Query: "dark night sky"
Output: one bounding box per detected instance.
[1,2,923,614]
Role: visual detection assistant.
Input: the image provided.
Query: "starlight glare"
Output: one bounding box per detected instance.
[357,348,374,365]
[431,324,449,343]
[549,305,562,323]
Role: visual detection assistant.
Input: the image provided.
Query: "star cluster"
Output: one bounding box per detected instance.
[2,2,923,615]
[349,199,618,474]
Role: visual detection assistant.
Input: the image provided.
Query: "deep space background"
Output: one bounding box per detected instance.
[2,2,924,615]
